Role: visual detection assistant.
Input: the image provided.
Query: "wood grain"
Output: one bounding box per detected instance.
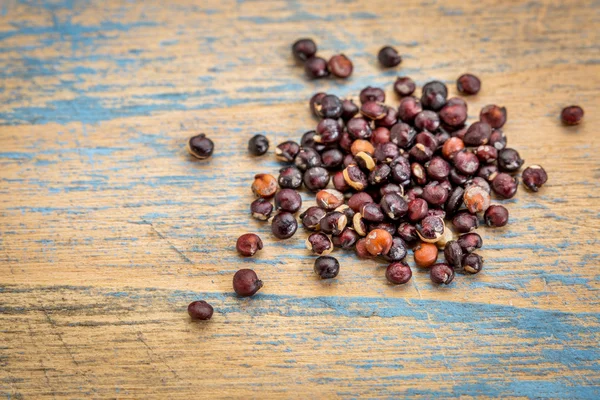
[1,0,599,398]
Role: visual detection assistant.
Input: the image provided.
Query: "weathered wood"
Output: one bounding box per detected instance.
[0,0,599,398]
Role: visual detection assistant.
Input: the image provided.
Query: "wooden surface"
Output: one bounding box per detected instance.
[1,0,599,398]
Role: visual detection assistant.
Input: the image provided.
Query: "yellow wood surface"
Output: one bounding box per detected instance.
[1,0,599,398]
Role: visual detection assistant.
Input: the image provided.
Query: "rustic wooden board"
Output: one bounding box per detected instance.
[1,0,599,398]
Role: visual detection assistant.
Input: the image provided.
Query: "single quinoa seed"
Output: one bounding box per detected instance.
[380,192,408,220]
[397,96,423,123]
[314,256,340,279]
[351,139,375,156]
[314,95,343,119]
[463,186,491,214]
[305,56,330,79]
[321,148,344,169]
[300,206,326,230]
[443,240,463,270]
[427,157,451,181]
[375,106,398,128]
[347,118,373,140]
[452,211,479,233]
[271,212,298,239]
[306,232,334,255]
[369,163,392,185]
[484,205,509,227]
[385,237,408,262]
[292,38,317,61]
[371,127,391,145]
[414,242,438,267]
[411,162,427,186]
[394,76,417,97]
[421,81,448,111]
[248,134,269,156]
[320,211,348,235]
[498,148,524,172]
[414,110,440,131]
[360,86,385,103]
[397,223,418,244]
[457,74,481,95]
[489,129,507,150]
[309,93,327,118]
[188,134,214,159]
[386,261,412,284]
[378,46,402,67]
[343,164,368,191]
[374,142,399,164]
[480,104,507,128]
[416,216,445,243]
[408,198,429,222]
[462,253,483,274]
[416,131,438,152]
[250,198,273,221]
[332,227,360,249]
[355,238,375,258]
[364,228,393,256]
[301,130,325,152]
[187,301,214,320]
[453,150,480,175]
[430,263,455,285]
[353,213,367,236]
[348,192,374,212]
[439,102,467,127]
[274,189,302,213]
[394,77,416,97]
[341,99,359,120]
[475,145,498,164]
[390,122,417,148]
[360,101,388,120]
[492,173,518,199]
[328,54,353,78]
[316,189,345,210]
[355,151,376,171]
[315,118,342,143]
[442,137,465,160]
[457,233,483,253]
[561,105,584,125]
[522,165,548,191]
[422,181,449,206]
[278,166,303,189]
[463,121,492,146]
[295,148,322,171]
[303,167,330,192]
[332,171,351,192]
[233,269,263,297]
[445,187,464,217]
[236,233,264,257]
[391,156,411,185]
[465,177,491,194]
[409,143,433,164]
[275,141,300,162]
[478,164,499,182]
[361,202,385,222]
[252,174,278,198]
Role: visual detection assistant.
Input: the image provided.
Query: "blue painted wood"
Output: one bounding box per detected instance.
[0,0,598,398]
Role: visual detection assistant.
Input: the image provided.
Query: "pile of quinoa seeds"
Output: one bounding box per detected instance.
[187,42,588,320]
[246,73,548,288]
